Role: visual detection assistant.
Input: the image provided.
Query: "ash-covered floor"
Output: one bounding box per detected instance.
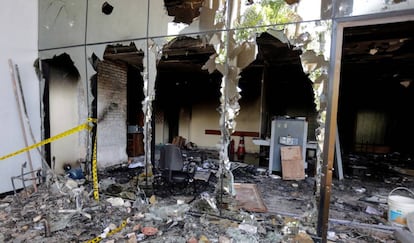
[1,148,414,242]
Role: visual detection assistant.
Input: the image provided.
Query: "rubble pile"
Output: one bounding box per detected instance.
[1,149,413,242]
[0,175,311,242]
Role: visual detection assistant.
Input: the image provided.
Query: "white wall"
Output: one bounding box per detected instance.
[0,1,41,193]
[187,97,261,153]
[190,102,221,149]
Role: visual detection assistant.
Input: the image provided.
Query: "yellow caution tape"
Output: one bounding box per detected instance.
[0,118,100,200]
[1,117,103,226]
[85,220,127,243]
[88,117,99,202]
[0,119,96,161]
[87,117,97,123]
[107,220,127,237]
[92,137,99,201]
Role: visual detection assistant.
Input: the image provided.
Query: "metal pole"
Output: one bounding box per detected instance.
[8,59,38,193]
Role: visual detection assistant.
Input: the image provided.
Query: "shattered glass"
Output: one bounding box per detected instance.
[234,19,331,224]
[38,0,332,182]
[149,0,223,36]
[287,20,331,200]
[37,0,332,222]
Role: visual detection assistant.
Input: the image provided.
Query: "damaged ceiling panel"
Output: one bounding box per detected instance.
[155,35,222,109]
[103,43,145,71]
[164,0,205,24]
[255,31,302,66]
[158,36,217,72]
[149,0,222,37]
[341,20,414,85]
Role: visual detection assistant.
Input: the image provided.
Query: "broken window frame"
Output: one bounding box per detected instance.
[317,10,414,239]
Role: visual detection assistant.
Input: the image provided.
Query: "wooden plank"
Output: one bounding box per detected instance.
[280,146,305,180]
[234,183,267,213]
[9,59,38,192]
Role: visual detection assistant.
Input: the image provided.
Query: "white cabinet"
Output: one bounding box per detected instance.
[269,118,308,172]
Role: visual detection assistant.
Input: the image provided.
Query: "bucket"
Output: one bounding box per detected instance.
[387,187,414,226]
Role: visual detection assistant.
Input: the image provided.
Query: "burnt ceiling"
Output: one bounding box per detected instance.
[155,36,222,107]
[100,20,414,109]
[342,20,414,84]
[339,20,414,107]
[157,36,217,72]
[103,42,144,70]
[164,0,205,24]
[254,32,303,67]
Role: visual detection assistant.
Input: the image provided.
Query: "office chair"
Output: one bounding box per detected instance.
[155,144,196,194]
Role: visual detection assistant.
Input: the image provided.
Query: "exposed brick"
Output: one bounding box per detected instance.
[97,60,128,166]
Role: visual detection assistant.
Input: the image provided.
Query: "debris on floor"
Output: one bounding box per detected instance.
[1,148,414,242]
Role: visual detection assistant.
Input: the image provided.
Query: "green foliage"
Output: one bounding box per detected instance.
[234,0,299,43]
[234,6,265,42]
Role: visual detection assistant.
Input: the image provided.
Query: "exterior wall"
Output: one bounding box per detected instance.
[0,1,411,193]
[86,0,148,44]
[0,1,40,193]
[97,60,128,167]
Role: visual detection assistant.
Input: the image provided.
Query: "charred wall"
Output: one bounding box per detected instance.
[97,60,128,167]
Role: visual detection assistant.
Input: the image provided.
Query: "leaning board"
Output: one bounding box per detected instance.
[280,146,305,180]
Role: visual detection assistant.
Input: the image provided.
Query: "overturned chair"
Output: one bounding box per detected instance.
[11,161,42,202]
[154,144,196,195]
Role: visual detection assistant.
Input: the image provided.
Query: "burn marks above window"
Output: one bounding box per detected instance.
[164,0,205,25]
[103,42,144,71]
[41,53,80,82]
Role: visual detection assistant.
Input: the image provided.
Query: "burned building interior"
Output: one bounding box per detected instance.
[339,21,414,159]
[1,1,414,243]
